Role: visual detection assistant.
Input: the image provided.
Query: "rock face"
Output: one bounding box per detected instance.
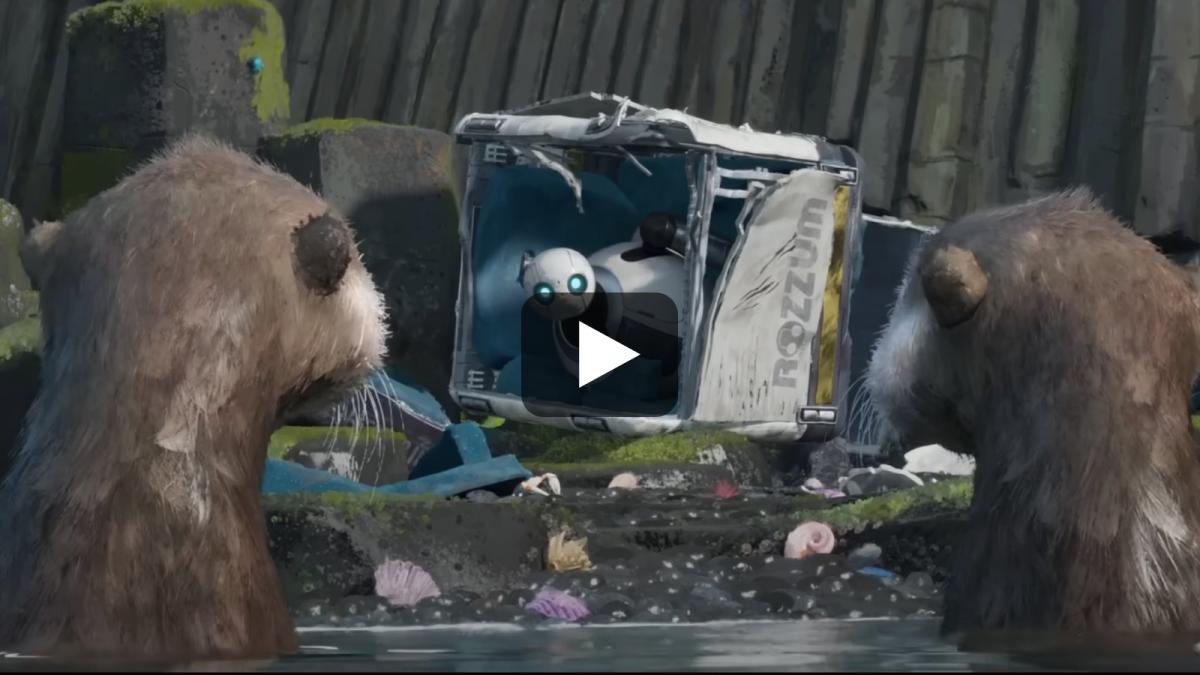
[58,0,289,214]
[259,119,462,411]
[270,477,968,627]
[266,495,554,605]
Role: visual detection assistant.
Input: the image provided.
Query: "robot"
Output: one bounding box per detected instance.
[518,214,704,383]
[518,247,596,321]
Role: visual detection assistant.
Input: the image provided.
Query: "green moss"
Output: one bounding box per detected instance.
[793,478,973,531]
[520,460,679,476]
[0,199,34,318]
[68,0,275,35]
[267,425,408,461]
[0,289,39,329]
[0,200,19,231]
[531,431,627,463]
[0,317,42,363]
[1192,415,1200,433]
[605,431,752,464]
[528,429,754,466]
[460,411,505,428]
[236,1,289,124]
[59,148,134,216]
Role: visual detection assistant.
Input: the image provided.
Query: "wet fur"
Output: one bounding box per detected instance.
[0,136,387,661]
[867,188,1200,635]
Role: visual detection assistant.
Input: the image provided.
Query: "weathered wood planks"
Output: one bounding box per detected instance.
[1134,0,1200,238]
[902,0,989,224]
[855,0,928,212]
[2,0,1199,246]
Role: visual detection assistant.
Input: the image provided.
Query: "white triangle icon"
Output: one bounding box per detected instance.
[578,322,640,388]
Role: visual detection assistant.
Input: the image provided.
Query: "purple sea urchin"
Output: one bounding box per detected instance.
[526,587,590,622]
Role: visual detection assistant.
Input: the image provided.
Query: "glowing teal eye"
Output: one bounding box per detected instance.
[568,273,587,295]
[534,283,555,305]
[248,56,263,74]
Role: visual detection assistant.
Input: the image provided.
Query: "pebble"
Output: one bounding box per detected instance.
[847,543,883,569]
[898,571,938,599]
[608,472,639,489]
[759,589,816,615]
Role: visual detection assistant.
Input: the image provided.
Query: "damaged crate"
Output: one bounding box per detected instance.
[450,93,930,448]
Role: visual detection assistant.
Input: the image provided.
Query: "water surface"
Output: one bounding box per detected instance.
[7,619,1199,671]
[270,619,1200,672]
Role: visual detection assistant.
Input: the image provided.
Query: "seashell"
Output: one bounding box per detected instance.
[520,472,562,497]
[608,472,639,489]
[526,587,590,622]
[373,559,441,607]
[784,521,836,560]
[547,531,593,572]
[713,479,742,500]
[903,444,974,476]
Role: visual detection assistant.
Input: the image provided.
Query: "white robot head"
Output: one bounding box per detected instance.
[520,247,596,320]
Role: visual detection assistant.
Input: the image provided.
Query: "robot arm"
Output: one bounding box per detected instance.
[636,213,731,268]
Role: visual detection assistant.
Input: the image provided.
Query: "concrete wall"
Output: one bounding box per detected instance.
[1,0,1195,235]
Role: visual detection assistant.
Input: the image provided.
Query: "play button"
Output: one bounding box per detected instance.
[577,322,639,387]
[519,291,680,418]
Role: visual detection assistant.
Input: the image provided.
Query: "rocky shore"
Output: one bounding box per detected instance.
[269,471,970,628]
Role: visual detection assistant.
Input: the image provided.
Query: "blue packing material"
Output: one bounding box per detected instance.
[367,368,452,427]
[362,368,452,471]
[856,566,896,579]
[409,421,494,479]
[260,420,532,497]
[260,455,532,498]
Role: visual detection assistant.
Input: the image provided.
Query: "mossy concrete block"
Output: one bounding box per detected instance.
[57,147,139,219]
[59,0,289,211]
[0,316,41,366]
[0,317,42,485]
[259,119,462,411]
[264,495,555,603]
[0,200,38,328]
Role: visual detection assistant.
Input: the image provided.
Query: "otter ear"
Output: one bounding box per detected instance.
[20,219,63,291]
[292,212,354,296]
[919,244,988,328]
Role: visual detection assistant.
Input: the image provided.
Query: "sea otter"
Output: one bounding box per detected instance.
[0,136,388,661]
[866,188,1200,636]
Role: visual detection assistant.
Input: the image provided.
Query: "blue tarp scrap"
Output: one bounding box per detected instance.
[262,371,533,498]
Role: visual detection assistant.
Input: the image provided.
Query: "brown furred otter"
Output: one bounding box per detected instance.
[0,136,388,661]
[866,188,1200,637]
